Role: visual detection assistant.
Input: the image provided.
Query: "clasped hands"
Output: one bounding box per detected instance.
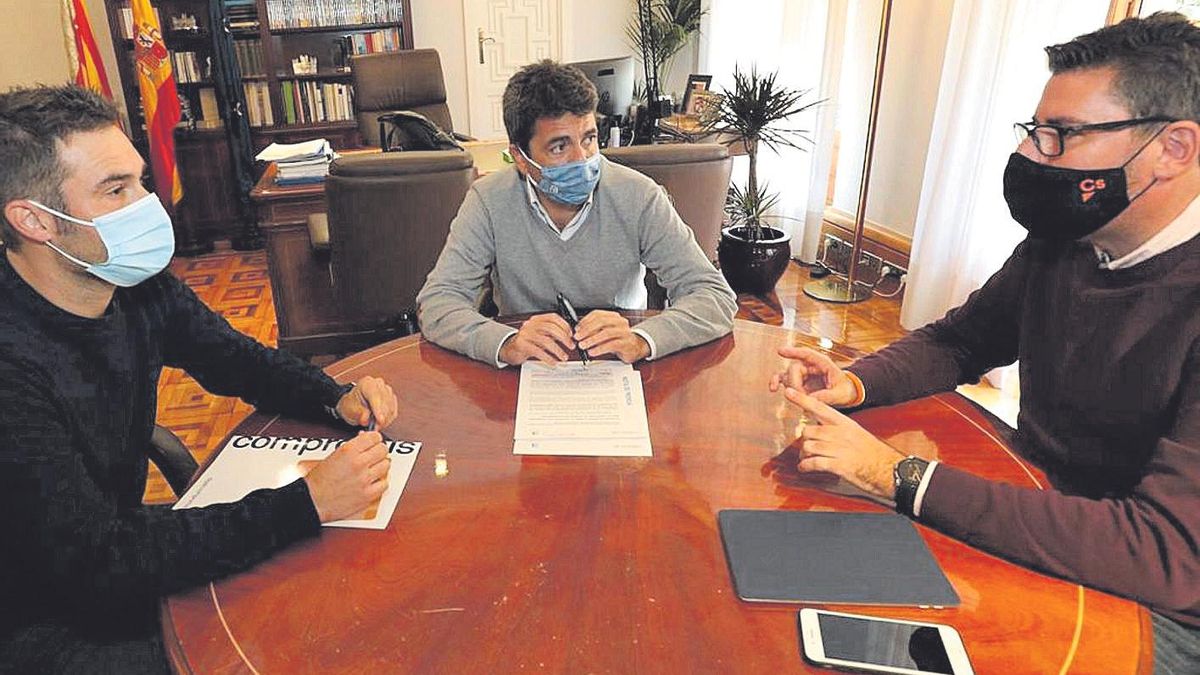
[499,310,651,365]
[769,346,903,500]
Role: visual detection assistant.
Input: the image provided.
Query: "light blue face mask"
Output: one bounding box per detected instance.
[520,148,602,206]
[30,193,176,287]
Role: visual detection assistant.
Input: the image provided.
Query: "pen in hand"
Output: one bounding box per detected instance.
[556,292,590,365]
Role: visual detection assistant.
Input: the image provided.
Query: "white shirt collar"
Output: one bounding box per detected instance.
[523,174,594,242]
[1096,192,1200,269]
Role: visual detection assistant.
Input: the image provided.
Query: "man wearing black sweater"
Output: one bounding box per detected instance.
[0,86,400,673]
[770,14,1199,673]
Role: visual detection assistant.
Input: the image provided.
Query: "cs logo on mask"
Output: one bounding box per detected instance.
[1078,177,1107,203]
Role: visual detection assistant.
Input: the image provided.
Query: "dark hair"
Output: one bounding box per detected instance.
[0,85,120,249]
[502,60,598,153]
[1046,12,1200,124]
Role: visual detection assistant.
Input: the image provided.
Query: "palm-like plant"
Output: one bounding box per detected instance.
[705,66,820,240]
[626,0,706,92]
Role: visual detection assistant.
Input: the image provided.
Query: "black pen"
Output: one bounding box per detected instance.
[556,292,590,365]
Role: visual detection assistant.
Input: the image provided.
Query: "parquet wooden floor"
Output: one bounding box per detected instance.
[147,250,279,503]
[147,256,908,503]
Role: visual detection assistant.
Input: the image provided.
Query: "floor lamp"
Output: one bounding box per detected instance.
[805,0,895,303]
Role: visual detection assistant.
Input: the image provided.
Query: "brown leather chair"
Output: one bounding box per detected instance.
[602,143,732,307]
[351,49,471,148]
[325,151,474,346]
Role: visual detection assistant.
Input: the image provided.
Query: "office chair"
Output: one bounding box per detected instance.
[351,49,475,148]
[147,425,199,498]
[602,143,733,308]
[325,151,475,345]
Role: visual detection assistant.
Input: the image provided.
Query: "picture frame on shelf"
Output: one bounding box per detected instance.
[681,74,712,116]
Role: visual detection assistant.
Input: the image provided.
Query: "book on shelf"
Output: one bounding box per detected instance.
[242,81,274,127]
[233,38,264,76]
[197,88,222,128]
[118,5,163,40]
[265,0,405,30]
[226,0,259,31]
[280,80,355,125]
[170,51,204,84]
[340,28,402,55]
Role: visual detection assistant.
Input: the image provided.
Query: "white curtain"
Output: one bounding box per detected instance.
[902,0,1110,329]
[900,0,1109,391]
[700,0,839,260]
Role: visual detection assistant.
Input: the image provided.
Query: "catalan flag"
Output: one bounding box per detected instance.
[63,0,112,98]
[130,0,183,205]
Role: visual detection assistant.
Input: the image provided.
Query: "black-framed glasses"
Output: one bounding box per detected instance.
[1012,117,1175,157]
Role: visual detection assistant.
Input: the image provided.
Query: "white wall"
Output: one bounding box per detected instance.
[410,0,471,133]
[0,0,119,89]
[413,1,701,137]
[830,0,954,239]
[0,0,130,130]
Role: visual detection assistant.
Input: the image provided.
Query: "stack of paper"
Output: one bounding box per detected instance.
[255,139,336,186]
[174,434,421,530]
[513,361,652,457]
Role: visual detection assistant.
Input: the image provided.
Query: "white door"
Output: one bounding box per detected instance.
[462,0,563,140]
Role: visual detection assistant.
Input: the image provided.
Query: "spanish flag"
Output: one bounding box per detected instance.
[130,0,183,205]
[63,0,112,98]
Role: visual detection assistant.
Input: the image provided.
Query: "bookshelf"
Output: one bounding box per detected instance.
[101,0,414,251]
[245,0,413,149]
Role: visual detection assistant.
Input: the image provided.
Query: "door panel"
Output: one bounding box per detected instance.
[463,0,562,139]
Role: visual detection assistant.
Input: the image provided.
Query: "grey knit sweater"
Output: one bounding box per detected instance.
[416,159,736,364]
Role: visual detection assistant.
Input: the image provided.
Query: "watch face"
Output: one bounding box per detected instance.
[899,459,925,482]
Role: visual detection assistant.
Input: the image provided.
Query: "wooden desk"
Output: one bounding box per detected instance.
[162,320,1149,674]
[250,141,509,356]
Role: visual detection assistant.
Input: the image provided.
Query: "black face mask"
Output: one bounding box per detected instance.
[1002,129,1163,241]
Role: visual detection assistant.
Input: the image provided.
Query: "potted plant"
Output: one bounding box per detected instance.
[626,0,707,99]
[704,66,820,294]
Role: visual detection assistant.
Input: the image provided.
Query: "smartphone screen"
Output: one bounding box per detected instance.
[817,613,955,674]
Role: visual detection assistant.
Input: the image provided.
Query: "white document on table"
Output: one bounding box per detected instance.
[513,361,652,457]
[173,435,421,530]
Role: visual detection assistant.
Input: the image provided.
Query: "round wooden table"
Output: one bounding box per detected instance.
[163,319,1150,674]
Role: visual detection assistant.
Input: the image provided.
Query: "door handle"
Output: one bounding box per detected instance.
[477,28,496,64]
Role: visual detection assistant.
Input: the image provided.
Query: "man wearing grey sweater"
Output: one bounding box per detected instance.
[417,60,736,367]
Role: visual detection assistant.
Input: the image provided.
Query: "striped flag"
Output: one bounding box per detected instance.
[130,0,183,205]
[63,0,112,98]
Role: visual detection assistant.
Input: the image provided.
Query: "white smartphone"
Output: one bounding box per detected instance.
[798,608,974,675]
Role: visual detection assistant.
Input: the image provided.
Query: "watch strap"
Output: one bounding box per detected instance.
[893,456,930,518]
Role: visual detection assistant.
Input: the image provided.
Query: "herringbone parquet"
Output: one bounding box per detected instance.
[147,254,908,503]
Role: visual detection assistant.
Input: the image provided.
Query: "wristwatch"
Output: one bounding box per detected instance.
[325,382,356,422]
[893,456,930,518]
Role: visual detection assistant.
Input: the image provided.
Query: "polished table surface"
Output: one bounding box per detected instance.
[163,319,1150,674]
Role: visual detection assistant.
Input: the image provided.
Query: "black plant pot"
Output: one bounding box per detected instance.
[717,225,791,295]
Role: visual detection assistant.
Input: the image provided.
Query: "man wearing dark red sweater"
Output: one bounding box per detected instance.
[0,86,401,673]
[770,13,1200,672]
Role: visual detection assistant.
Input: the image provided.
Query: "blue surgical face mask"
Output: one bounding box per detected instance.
[30,193,176,287]
[520,148,602,206]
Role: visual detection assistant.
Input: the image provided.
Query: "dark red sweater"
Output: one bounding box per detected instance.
[848,235,1200,627]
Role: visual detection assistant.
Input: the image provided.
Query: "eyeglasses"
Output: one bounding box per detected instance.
[1012,117,1175,157]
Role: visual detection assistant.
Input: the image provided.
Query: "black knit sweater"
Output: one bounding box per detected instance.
[849,235,1200,627]
[0,253,342,646]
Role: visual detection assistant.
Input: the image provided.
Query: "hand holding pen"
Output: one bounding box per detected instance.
[334,376,399,430]
[556,293,591,365]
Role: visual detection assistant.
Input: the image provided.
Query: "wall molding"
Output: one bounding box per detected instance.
[821,206,912,270]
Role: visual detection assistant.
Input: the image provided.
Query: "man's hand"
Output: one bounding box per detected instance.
[336,376,398,428]
[499,313,575,365]
[784,388,903,499]
[304,431,391,523]
[769,346,859,407]
[575,310,651,363]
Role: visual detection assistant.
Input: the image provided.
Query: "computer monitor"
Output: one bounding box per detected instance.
[568,55,635,121]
